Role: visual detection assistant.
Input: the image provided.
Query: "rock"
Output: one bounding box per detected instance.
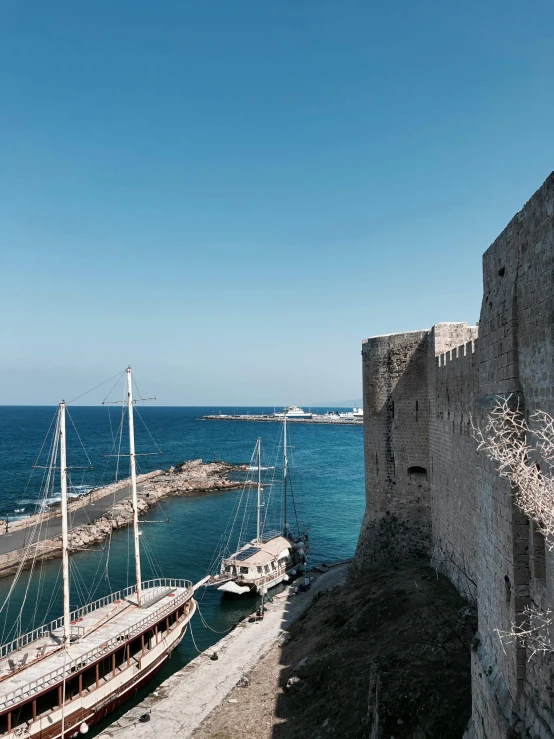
[286,676,302,691]
[237,676,249,687]
[293,657,308,672]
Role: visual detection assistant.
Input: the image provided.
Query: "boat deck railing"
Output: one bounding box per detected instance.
[0,578,191,659]
[0,580,194,709]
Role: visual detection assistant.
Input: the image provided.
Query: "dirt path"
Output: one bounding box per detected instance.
[193,559,476,739]
[99,566,348,739]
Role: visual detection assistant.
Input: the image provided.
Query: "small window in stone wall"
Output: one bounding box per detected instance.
[504,575,511,602]
[408,466,427,476]
[416,400,419,422]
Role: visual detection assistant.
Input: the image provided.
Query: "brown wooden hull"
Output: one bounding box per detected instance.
[67,650,169,738]
[33,629,183,739]
[1,594,194,739]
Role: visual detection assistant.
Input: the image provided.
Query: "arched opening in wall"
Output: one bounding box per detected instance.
[408,466,427,476]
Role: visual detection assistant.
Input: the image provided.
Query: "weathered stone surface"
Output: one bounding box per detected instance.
[355,171,554,739]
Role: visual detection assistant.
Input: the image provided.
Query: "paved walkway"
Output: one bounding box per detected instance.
[0,482,145,556]
[100,565,348,739]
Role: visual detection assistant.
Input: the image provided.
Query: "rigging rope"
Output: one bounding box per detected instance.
[66,408,93,469]
[196,603,233,635]
[188,619,210,658]
[66,370,125,406]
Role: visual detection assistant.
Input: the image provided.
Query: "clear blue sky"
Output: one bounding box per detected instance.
[1,0,553,405]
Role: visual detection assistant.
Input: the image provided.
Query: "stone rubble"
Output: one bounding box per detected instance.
[56,459,248,553]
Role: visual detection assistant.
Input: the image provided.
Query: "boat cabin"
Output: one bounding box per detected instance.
[221,535,292,582]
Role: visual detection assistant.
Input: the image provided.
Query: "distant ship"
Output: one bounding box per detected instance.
[273,406,312,419]
[339,407,364,420]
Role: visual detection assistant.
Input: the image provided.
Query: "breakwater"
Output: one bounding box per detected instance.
[202,413,362,426]
[0,460,247,578]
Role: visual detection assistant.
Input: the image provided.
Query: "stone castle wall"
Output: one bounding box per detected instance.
[431,329,479,602]
[355,330,432,566]
[355,171,554,739]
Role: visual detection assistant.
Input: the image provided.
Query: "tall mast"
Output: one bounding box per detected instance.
[59,401,71,647]
[126,366,142,607]
[283,410,288,535]
[256,438,262,543]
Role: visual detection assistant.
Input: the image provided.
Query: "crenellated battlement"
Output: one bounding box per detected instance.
[436,338,477,368]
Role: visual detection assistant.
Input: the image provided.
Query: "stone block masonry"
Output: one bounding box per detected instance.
[355,329,431,565]
[354,171,554,739]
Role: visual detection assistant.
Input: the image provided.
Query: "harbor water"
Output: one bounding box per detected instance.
[0,406,364,730]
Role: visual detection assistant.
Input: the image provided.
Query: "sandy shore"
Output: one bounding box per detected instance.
[99,564,349,739]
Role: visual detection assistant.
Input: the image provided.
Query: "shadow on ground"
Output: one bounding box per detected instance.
[272,559,476,739]
[192,559,476,739]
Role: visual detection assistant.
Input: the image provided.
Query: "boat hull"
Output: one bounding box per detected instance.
[60,648,169,739]
[254,570,290,594]
[220,566,301,598]
[2,599,195,739]
[273,414,312,419]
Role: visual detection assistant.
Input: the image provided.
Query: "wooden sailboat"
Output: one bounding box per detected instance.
[210,410,309,596]
[0,368,199,738]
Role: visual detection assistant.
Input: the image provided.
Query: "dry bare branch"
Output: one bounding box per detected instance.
[474,396,554,657]
[495,605,554,659]
[473,395,554,546]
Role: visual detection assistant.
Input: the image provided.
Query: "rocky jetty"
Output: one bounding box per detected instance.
[56,459,247,553]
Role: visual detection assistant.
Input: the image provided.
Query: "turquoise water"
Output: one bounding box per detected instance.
[0,406,364,729]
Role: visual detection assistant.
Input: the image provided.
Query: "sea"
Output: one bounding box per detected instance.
[0,406,364,732]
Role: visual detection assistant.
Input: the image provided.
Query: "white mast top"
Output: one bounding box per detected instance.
[58,401,71,647]
[126,366,143,607]
[256,438,262,544]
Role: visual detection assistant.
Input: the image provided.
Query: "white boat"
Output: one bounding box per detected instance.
[273,406,312,419]
[0,368,199,738]
[338,407,363,419]
[210,413,308,596]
